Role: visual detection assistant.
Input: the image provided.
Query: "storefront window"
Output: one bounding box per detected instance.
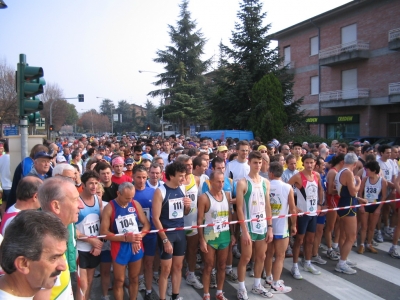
[326,123,359,140]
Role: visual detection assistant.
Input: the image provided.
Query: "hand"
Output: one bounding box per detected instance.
[200,238,208,253]
[230,198,237,204]
[125,233,142,243]
[242,230,251,246]
[296,207,303,215]
[183,196,191,208]
[357,197,368,204]
[265,227,273,243]
[291,225,297,236]
[131,242,141,254]
[354,176,361,185]
[230,234,236,246]
[88,237,103,250]
[90,247,102,256]
[163,241,173,254]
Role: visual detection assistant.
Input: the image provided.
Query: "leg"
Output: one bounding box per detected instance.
[144,255,155,291]
[304,231,315,261]
[339,216,357,261]
[324,211,336,249]
[159,259,172,299]
[100,262,112,297]
[85,268,96,300]
[185,233,199,274]
[215,246,229,291]
[358,208,368,252]
[312,223,324,257]
[112,261,127,300]
[253,240,268,279]
[237,234,252,282]
[76,268,88,300]
[128,259,142,300]
[202,244,216,295]
[264,240,274,278]
[271,238,289,281]
[171,255,184,294]
[292,233,305,264]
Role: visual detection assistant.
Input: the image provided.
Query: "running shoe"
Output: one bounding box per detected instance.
[139,278,146,291]
[366,245,378,254]
[263,275,273,288]
[153,273,160,284]
[357,244,365,254]
[262,269,266,279]
[303,263,321,275]
[167,280,172,296]
[203,294,211,300]
[389,247,400,258]
[384,229,393,239]
[169,296,183,300]
[246,262,252,271]
[285,245,293,258]
[371,239,379,247]
[186,274,203,289]
[210,272,217,288]
[94,269,101,278]
[291,266,303,280]
[237,288,249,300]
[251,284,273,298]
[271,280,292,294]
[353,240,358,248]
[326,249,340,260]
[335,262,357,275]
[226,269,238,283]
[216,292,228,300]
[100,296,110,300]
[319,243,329,251]
[145,292,158,300]
[233,247,241,259]
[346,259,357,267]
[311,255,327,265]
[374,230,384,243]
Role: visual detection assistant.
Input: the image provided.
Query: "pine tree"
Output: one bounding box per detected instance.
[150,0,211,133]
[210,0,304,130]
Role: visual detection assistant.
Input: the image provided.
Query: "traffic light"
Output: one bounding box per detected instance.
[147,125,150,131]
[17,56,44,117]
[78,94,84,102]
[49,124,54,131]
[28,111,41,123]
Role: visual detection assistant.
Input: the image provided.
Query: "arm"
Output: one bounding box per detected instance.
[197,193,208,253]
[342,170,360,196]
[100,204,124,242]
[327,170,337,195]
[288,173,301,190]
[263,179,273,243]
[226,191,236,246]
[288,188,297,236]
[236,179,250,245]
[152,189,172,254]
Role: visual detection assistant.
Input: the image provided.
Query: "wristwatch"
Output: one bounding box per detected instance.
[267,225,273,228]
[162,238,169,244]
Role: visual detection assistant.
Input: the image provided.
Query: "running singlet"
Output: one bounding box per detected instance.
[364,177,382,203]
[0,205,20,235]
[378,158,396,183]
[184,174,198,228]
[225,160,250,182]
[134,187,155,229]
[203,191,230,245]
[158,184,186,229]
[269,179,291,236]
[76,195,101,252]
[295,172,319,216]
[243,175,268,235]
[335,168,357,202]
[146,180,164,189]
[51,255,73,300]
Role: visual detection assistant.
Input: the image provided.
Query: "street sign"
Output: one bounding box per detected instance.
[3,125,19,136]
[36,118,45,129]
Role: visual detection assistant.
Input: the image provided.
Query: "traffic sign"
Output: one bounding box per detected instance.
[3,125,19,136]
[36,118,45,129]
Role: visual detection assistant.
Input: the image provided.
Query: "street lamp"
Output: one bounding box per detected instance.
[96,97,114,135]
[0,1,7,9]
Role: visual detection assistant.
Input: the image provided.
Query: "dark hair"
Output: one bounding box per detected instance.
[315,156,325,167]
[71,150,80,159]
[285,154,296,164]
[141,158,152,165]
[269,162,283,178]
[70,164,80,172]
[378,144,391,154]
[331,153,345,166]
[1,210,68,274]
[29,144,48,159]
[165,161,187,180]
[81,170,100,185]
[133,145,142,153]
[248,151,262,161]
[211,156,225,169]
[16,176,42,201]
[338,143,348,149]
[347,146,355,153]
[365,153,376,163]
[133,164,148,174]
[236,140,249,150]
[228,153,238,162]
[292,143,302,149]
[193,156,205,169]
[365,160,380,174]
[271,153,284,163]
[301,153,316,163]
[87,148,96,156]
[94,161,112,173]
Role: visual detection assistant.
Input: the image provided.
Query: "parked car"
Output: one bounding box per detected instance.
[348,136,384,145]
[372,137,400,147]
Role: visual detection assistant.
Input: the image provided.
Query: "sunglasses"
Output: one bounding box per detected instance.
[260,150,268,153]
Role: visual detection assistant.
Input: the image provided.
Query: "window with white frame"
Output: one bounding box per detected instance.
[311,76,319,95]
[310,36,319,56]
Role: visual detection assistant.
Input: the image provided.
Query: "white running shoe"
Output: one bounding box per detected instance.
[271,280,292,294]
[311,255,327,265]
[374,230,384,243]
[303,263,321,275]
[186,274,203,289]
[326,249,340,261]
[248,262,255,277]
[335,262,357,275]
[291,266,303,280]
[233,247,241,259]
[263,275,273,288]
[237,288,249,300]
[389,247,400,259]
[251,284,273,298]
[139,278,146,291]
[346,259,357,267]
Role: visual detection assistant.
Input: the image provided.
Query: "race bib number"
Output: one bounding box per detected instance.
[84,220,100,236]
[213,216,229,233]
[384,169,391,181]
[116,214,139,234]
[138,208,150,228]
[169,198,184,219]
[251,212,266,234]
[307,198,317,212]
[187,192,197,208]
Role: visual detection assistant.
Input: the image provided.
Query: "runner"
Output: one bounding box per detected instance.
[236,151,273,299]
[198,171,234,300]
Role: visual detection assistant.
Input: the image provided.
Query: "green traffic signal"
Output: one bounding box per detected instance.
[78,94,84,102]
[28,111,41,123]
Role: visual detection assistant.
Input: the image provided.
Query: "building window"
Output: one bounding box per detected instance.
[311,76,319,95]
[284,46,291,66]
[342,69,357,99]
[341,23,357,44]
[326,123,360,140]
[310,36,319,56]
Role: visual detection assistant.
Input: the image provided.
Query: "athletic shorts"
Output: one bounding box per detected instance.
[337,197,357,218]
[327,194,340,209]
[100,250,112,263]
[274,229,289,239]
[317,215,326,225]
[78,250,101,269]
[364,203,379,214]
[185,228,198,237]
[297,215,317,235]
[208,240,230,250]
[112,242,144,265]
[249,232,266,242]
[143,233,157,256]
[158,230,186,260]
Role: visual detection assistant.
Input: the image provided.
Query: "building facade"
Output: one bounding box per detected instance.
[270,0,400,140]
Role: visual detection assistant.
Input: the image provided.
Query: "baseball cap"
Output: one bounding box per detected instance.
[56,156,67,163]
[142,153,153,161]
[98,146,105,150]
[125,158,134,165]
[34,151,53,160]
[257,145,267,151]
[218,145,228,152]
[82,134,87,138]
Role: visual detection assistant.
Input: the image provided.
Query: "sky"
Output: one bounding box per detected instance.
[0,0,352,113]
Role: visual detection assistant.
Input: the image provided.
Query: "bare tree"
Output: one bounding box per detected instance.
[77,110,110,134]
[0,59,18,125]
[40,82,66,130]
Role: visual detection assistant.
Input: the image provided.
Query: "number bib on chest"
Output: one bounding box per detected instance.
[187,191,197,209]
[116,214,139,234]
[213,216,229,233]
[169,198,184,219]
[138,207,150,227]
[84,219,100,236]
[251,211,266,234]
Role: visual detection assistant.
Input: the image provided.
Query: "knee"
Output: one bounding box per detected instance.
[129,276,139,285]
[306,236,315,245]
[161,265,171,276]
[217,260,226,271]
[144,258,154,270]
[274,251,285,261]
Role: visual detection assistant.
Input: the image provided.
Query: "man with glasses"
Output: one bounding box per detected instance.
[133,145,144,165]
[280,144,291,158]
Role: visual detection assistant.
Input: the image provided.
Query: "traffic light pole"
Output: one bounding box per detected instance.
[18,54,29,160]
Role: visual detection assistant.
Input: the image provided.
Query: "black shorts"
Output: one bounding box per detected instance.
[158,230,186,260]
[337,197,358,218]
[297,215,317,235]
[364,203,379,214]
[78,250,101,269]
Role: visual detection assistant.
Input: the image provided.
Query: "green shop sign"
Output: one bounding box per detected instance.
[306,115,359,124]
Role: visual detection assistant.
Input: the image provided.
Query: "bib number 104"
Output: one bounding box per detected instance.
[120,218,135,228]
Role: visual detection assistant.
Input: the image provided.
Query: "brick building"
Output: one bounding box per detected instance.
[270,0,400,140]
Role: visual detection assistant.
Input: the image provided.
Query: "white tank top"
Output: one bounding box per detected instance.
[204,191,229,235]
[269,179,291,236]
[364,177,382,203]
[295,172,319,216]
[184,174,199,227]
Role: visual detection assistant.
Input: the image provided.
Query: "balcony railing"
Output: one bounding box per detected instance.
[389,28,400,42]
[279,61,295,69]
[389,82,400,95]
[319,88,369,102]
[319,40,370,59]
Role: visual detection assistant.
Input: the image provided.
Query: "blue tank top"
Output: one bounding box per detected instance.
[109,199,140,235]
[158,184,185,229]
[134,187,155,230]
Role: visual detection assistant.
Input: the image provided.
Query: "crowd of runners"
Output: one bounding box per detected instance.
[0,134,399,300]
